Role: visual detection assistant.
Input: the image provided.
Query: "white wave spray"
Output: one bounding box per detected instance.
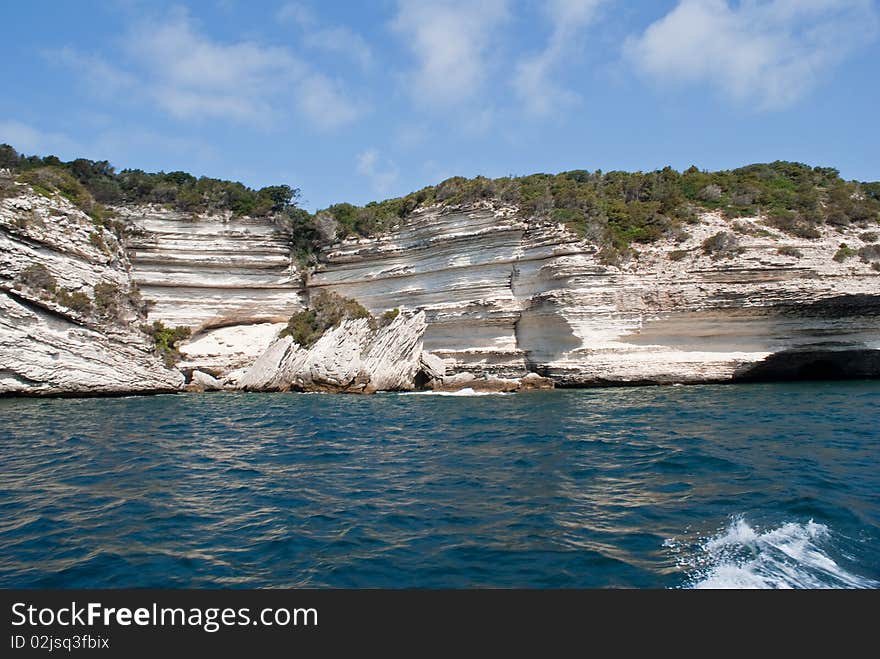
[671,517,877,589]
[399,388,510,397]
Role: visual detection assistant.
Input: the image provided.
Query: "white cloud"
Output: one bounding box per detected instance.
[513,0,606,116]
[391,0,509,107]
[125,13,304,124]
[49,10,362,129]
[625,0,879,110]
[297,74,362,130]
[278,2,374,70]
[356,149,399,194]
[48,48,138,98]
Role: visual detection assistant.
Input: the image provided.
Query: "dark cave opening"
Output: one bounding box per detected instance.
[413,370,431,390]
[796,359,847,381]
[734,349,880,383]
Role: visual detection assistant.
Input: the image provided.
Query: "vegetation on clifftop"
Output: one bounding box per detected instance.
[320,163,880,256]
[2,143,320,260]
[1,144,303,219]
[4,144,878,261]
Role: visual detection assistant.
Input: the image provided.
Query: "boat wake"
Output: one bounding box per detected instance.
[670,517,877,589]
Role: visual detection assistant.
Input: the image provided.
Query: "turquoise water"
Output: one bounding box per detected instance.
[0,382,878,588]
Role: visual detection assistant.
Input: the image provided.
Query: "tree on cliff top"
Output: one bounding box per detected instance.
[0,144,19,169]
[5,143,880,263]
[319,161,880,253]
[1,144,305,221]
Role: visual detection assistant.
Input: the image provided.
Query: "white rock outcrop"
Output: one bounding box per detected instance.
[235,335,295,390]
[236,311,439,392]
[419,350,446,380]
[188,370,222,392]
[362,312,428,391]
[0,188,183,395]
[176,321,288,376]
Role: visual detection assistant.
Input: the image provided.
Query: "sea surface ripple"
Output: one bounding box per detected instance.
[0,382,877,588]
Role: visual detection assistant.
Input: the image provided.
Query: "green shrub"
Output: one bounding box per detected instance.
[698,184,723,202]
[732,221,772,237]
[280,291,374,347]
[142,321,191,367]
[833,243,858,262]
[54,288,92,314]
[280,309,320,347]
[4,146,310,234]
[89,231,109,254]
[6,145,880,264]
[126,283,148,318]
[87,203,115,227]
[93,282,124,321]
[596,245,622,266]
[379,308,400,327]
[319,161,879,254]
[764,209,821,239]
[0,143,19,169]
[669,249,689,262]
[17,167,93,214]
[669,227,692,243]
[0,176,18,200]
[18,264,57,293]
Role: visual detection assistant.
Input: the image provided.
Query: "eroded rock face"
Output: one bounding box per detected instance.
[236,311,439,393]
[235,335,295,391]
[120,206,305,330]
[362,312,428,391]
[312,202,880,385]
[311,205,530,378]
[187,370,222,392]
[2,183,878,395]
[118,205,306,375]
[0,188,183,395]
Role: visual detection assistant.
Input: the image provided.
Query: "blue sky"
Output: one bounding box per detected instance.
[1,0,878,210]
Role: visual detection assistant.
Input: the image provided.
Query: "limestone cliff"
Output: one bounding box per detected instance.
[311,202,879,385]
[119,205,305,375]
[2,176,878,395]
[0,183,183,395]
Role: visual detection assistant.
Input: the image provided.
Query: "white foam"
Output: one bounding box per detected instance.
[675,517,876,589]
[399,388,510,397]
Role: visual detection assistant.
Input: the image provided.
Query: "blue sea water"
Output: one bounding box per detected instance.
[0,382,878,589]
